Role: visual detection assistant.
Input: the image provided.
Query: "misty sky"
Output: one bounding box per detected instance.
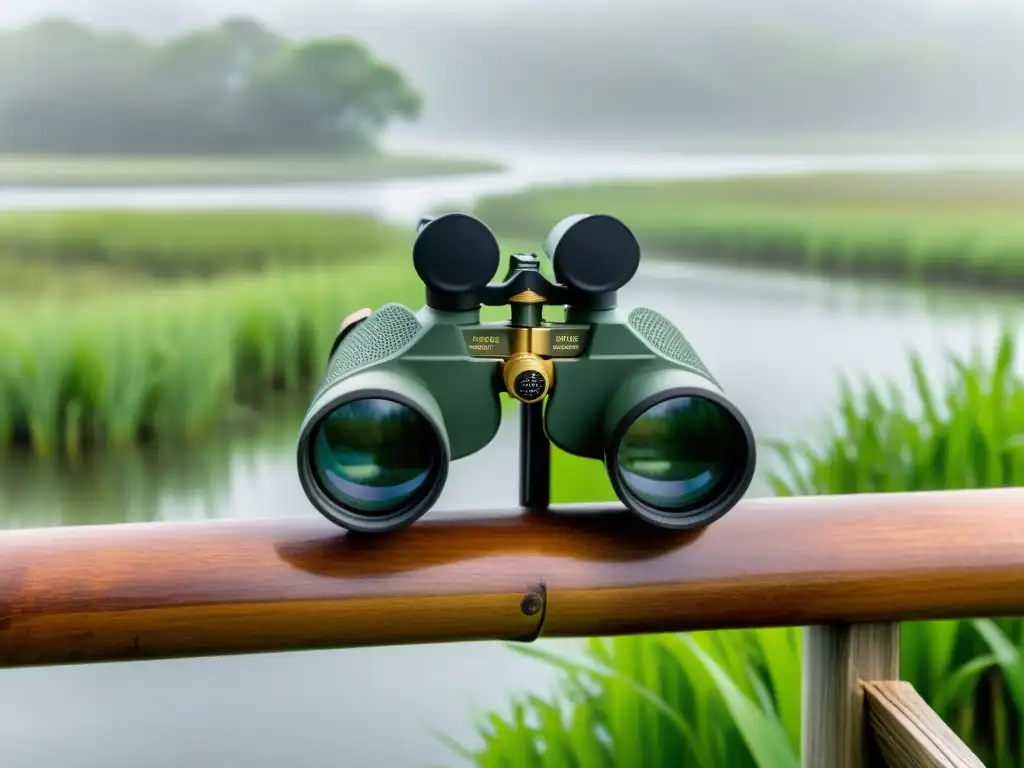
[0,0,998,38]
[2,0,525,35]
[1,0,1020,148]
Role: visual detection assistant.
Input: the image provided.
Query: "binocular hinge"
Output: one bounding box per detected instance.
[508,289,546,304]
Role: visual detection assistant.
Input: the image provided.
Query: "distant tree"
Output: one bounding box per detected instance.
[241,39,422,153]
[0,17,422,154]
[0,19,152,153]
[143,18,288,152]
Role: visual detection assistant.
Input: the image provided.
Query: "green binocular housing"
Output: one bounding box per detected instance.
[297,213,756,533]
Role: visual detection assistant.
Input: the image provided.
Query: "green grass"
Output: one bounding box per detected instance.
[0,210,408,287]
[0,238,543,457]
[442,631,803,768]
[0,260,425,457]
[454,329,1024,767]
[474,170,1024,291]
[0,209,425,454]
[0,259,150,297]
[770,333,1024,496]
[0,204,548,458]
[0,152,502,187]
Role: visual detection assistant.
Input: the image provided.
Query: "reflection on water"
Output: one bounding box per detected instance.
[0,435,240,529]
[0,400,291,529]
[0,397,524,530]
[3,150,1024,227]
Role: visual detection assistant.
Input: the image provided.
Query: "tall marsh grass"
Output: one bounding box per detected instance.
[0,153,501,187]
[0,211,405,282]
[474,171,1024,290]
[456,329,1024,767]
[0,206,543,458]
[0,261,423,457]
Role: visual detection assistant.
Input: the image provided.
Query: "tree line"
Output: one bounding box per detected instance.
[0,18,421,154]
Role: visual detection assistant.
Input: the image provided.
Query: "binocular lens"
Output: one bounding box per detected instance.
[614,395,750,517]
[311,398,440,516]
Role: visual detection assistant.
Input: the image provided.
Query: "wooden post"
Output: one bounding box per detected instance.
[802,622,900,768]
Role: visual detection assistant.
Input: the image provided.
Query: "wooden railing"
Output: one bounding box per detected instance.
[2,488,1022,766]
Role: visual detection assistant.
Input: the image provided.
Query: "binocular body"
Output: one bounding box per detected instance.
[296,213,756,534]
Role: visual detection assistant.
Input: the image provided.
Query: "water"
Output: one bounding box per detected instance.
[2,153,1024,768]
[2,147,1024,227]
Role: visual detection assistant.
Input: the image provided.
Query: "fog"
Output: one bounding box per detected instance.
[1,0,1023,149]
[0,0,1002,27]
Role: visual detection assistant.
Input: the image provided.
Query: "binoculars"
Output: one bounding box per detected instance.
[296,213,756,534]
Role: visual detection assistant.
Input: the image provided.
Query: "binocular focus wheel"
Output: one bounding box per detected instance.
[545,214,641,294]
[413,213,501,294]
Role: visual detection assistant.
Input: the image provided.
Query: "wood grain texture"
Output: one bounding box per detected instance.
[864,681,984,767]
[802,623,900,768]
[1,487,1023,667]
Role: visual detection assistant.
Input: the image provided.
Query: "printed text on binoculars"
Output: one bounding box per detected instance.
[296,213,757,534]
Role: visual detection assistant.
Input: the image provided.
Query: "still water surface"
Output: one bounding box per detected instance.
[2,148,1024,226]
[2,154,1023,767]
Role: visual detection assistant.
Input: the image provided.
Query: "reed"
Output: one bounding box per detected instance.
[0,153,501,187]
[0,261,422,456]
[474,170,1024,292]
[0,211,406,284]
[0,207,544,457]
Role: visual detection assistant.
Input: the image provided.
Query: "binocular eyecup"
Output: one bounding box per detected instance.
[413,212,641,312]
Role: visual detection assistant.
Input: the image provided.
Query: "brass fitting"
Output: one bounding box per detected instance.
[503,353,554,404]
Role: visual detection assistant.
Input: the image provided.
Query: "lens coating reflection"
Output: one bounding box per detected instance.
[617,396,738,511]
[312,398,438,516]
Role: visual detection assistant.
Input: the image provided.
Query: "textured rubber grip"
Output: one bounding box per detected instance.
[627,306,719,387]
[313,304,422,400]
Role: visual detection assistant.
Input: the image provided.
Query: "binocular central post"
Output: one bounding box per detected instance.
[507,255,551,511]
[519,399,550,510]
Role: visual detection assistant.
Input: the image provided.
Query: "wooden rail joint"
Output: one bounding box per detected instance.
[863,680,983,768]
[803,622,986,768]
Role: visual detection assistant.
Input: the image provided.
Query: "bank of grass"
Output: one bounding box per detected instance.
[0,210,408,285]
[0,152,502,187]
[474,169,1024,291]
[458,330,1024,767]
[0,260,425,457]
[0,204,543,456]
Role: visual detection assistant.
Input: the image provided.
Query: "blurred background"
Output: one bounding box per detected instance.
[1,1,1024,766]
